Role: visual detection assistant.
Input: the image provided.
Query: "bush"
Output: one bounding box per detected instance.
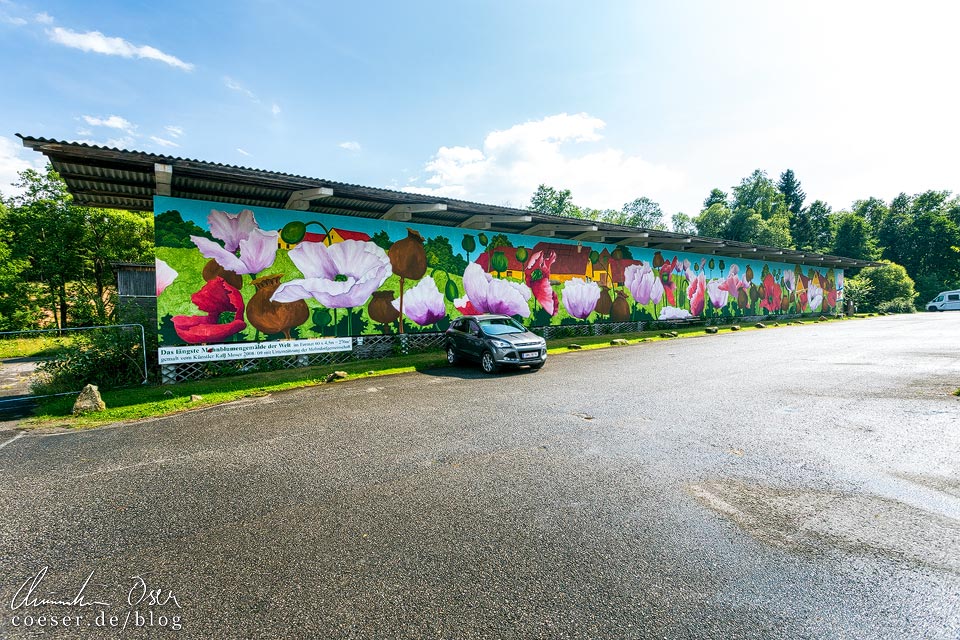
[31,327,148,395]
[857,261,917,311]
[877,297,917,314]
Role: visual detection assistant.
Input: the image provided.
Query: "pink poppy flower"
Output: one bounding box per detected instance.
[172,277,247,344]
[393,276,446,326]
[272,239,391,309]
[192,228,279,275]
[155,258,178,296]
[561,278,601,319]
[688,273,706,316]
[206,208,258,253]
[524,250,559,316]
[706,278,728,309]
[718,265,747,300]
[625,262,660,305]
[463,263,531,317]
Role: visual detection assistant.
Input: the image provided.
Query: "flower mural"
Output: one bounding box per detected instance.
[155,258,178,296]
[271,239,392,309]
[172,276,247,343]
[393,276,447,326]
[524,249,559,316]
[156,197,845,358]
[463,263,532,317]
[561,278,601,320]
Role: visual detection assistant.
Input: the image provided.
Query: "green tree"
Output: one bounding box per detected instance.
[807,200,834,252]
[424,235,468,274]
[0,204,42,330]
[4,167,87,329]
[831,213,879,261]
[694,202,732,238]
[703,188,727,209]
[852,197,888,232]
[728,169,793,246]
[606,197,666,229]
[528,184,575,217]
[371,230,392,251]
[777,169,806,217]
[671,212,696,234]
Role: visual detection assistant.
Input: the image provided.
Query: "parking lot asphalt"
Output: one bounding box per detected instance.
[1,314,958,639]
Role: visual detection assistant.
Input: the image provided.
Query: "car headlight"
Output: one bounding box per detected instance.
[490,339,510,349]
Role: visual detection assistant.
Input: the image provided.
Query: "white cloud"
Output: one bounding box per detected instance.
[338,141,361,152]
[82,114,135,133]
[224,76,257,101]
[2,14,27,25]
[48,26,193,71]
[105,136,134,149]
[271,103,281,116]
[34,11,52,24]
[164,125,183,138]
[76,128,92,136]
[0,135,46,197]
[150,136,178,148]
[405,113,684,210]
[236,148,251,157]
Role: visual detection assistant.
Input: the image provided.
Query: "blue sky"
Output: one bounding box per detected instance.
[2,0,958,222]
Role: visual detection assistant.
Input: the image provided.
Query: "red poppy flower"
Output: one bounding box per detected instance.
[688,273,706,316]
[172,277,247,344]
[659,257,678,306]
[759,273,783,313]
[524,250,559,316]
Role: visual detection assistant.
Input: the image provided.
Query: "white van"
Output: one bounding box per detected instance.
[926,290,960,311]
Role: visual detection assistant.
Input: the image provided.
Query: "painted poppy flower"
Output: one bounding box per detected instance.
[561,278,601,319]
[524,250,559,316]
[206,208,258,252]
[192,228,279,276]
[453,294,481,316]
[807,281,824,312]
[759,273,783,313]
[625,262,658,305]
[718,264,747,301]
[659,256,679,306]
[706,278,728,309]
[272,239,392,309]
[688,273,706,316]
[172,277,246,344]
[393,276,447,326]
[155,258,178,296]
[659,306,693,320]
[782,269,795,292]
[462,263,532,317]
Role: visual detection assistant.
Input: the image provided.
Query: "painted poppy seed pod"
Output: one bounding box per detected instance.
[653,251,665,268]
[247,274,309,339]
[389,228,427,280]
[737,288,749,308]
[444,279,460,303]
[611,291,631,322]
[594,285,613,315]
[368,290,400,325]
[202,258,243,290]
[745,265,754,282]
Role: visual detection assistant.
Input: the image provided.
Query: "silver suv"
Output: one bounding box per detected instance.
[444,315,547,373]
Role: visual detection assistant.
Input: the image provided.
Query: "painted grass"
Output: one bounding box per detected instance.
[25,314,851,430]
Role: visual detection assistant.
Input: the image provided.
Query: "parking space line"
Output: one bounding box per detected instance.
[0,431,26,451]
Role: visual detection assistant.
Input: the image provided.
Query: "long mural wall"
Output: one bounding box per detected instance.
[154,196,844,350]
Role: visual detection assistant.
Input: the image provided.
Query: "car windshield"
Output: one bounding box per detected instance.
[479,318,526,335]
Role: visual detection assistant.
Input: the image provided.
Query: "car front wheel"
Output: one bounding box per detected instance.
[480,351,499,374]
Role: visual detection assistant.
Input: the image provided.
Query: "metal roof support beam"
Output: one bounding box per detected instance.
[522,223,598,237]
[285,187,334,211]
[382,203,447,221]
[154,163,172,196]
[460,214,532,229]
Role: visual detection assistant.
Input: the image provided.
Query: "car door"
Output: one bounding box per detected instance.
[464,319,484,359]
[946,293,960,310]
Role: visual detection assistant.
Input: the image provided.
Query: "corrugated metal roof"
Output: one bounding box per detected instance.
[17,134,876,268]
